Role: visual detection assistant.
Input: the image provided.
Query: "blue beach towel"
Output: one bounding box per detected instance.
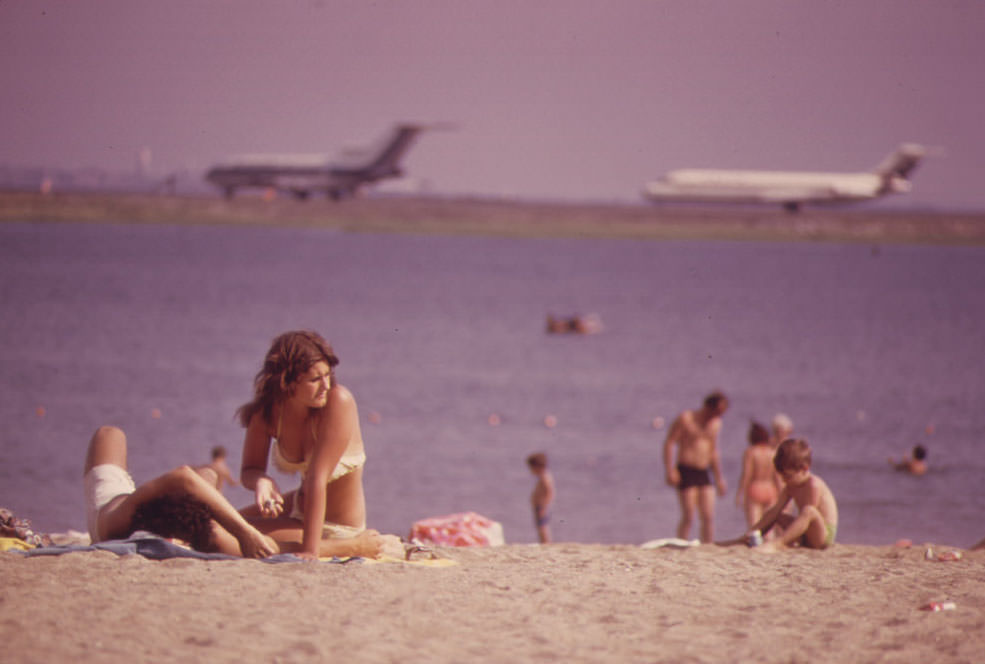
[13,535,360,564]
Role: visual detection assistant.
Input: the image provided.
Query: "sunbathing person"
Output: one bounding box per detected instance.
[84,425,278,558]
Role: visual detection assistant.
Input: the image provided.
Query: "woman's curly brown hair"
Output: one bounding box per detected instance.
[236,330,339,428]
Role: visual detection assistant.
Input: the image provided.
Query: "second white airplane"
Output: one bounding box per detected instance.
[642,144,927,212]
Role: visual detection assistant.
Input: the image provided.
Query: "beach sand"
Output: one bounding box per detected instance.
[2,542,983,663]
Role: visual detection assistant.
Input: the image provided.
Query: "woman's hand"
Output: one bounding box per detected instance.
[255,477,284,518]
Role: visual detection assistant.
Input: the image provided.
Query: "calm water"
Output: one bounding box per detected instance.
[1,219,982,547]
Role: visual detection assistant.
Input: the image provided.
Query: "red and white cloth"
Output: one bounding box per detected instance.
[409,512,505,547]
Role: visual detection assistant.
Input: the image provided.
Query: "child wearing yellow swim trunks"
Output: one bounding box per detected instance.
[740,438,839,552]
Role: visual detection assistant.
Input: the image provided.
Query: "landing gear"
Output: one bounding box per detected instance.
[223,186,236,200]
[783,201,801,213]
[292,190,310,201]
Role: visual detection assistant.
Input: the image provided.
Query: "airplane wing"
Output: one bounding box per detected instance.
[756,187,839,203]
[270,174,335,192]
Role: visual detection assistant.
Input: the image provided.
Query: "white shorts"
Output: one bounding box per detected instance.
[84,464,136,542]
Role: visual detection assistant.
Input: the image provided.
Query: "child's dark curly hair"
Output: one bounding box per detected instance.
[130,494,215,551]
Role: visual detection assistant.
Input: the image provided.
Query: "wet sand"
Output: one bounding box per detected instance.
[3,190,985,244]
[2,542,983,663]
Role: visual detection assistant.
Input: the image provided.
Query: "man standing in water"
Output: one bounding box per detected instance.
[662,391,729,543]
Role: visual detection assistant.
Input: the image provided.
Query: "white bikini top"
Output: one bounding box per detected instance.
[269,409,365,481]
[271,438,366,481]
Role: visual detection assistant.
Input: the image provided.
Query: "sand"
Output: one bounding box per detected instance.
[2,542,983,663]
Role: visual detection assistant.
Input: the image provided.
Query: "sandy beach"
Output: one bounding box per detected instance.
[1,542,982,663]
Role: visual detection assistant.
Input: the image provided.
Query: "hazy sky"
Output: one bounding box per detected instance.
[2,1,984,209]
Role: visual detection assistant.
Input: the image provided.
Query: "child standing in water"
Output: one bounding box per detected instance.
[735,421,781,531]
[194,445,240,491]
[527,452,555,544]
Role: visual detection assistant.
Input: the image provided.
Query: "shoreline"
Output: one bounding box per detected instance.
[3,190,985,245]
[2,541,983,662]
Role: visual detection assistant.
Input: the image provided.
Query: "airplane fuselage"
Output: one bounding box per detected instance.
[205,124,422,200]
[642,144,924,211]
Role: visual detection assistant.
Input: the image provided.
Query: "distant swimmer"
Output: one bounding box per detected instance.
[889,445,927,476]
[545,313,603,335]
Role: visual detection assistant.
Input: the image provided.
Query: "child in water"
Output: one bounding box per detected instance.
[735,421,781,532]
[194,445,240,491]
[527,452,555,544]
[888,445,927,476]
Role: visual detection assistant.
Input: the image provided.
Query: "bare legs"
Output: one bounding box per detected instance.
[83,425,128,475]
[677,485,716,543]
[247,517,384,558]
[757,506,830,552]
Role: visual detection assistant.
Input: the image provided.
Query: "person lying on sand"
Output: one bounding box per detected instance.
[85,425,384,559]
[719,438,838,553]
[84,425,278,558]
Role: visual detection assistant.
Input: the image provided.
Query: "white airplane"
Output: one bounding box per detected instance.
[205,123,441,200]
[642,144,927,212]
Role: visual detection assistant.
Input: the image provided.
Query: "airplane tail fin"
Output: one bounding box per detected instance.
[364,125,425,179]
[874,143,926,193]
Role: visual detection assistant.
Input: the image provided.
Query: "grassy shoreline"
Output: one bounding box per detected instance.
[3,189,985,245]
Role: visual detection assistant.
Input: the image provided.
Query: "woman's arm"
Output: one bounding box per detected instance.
[299,386,357,558]
[108,466,277,558]
[241,413,284,516]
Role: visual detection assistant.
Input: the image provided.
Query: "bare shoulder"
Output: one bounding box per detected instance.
[811,473,831,491]
[327,383,356,407]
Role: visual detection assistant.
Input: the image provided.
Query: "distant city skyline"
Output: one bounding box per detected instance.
[2,1,983,210]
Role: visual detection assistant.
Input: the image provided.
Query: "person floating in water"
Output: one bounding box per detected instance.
[888,445,927,476]
[545,314,603,335]
[662,391,729,543]
[527,452,555,544]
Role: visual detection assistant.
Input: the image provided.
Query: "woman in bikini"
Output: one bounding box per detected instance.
[735,421,782,531]
[238,330,383,560]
